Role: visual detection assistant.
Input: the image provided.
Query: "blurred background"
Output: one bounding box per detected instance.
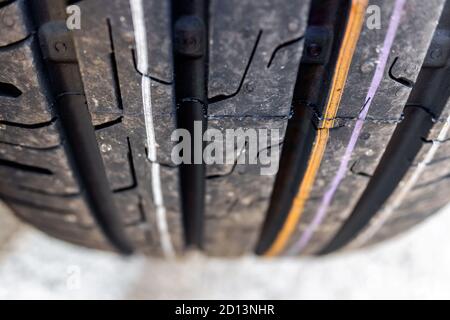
[1,200,449,300]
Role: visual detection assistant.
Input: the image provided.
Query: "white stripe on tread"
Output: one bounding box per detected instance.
[130,0,175,257]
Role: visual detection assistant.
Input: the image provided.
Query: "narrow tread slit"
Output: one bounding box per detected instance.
[130,48,173,85]
[267,35,305,68]
[1,194,74,214]
[0,140,61,151]
[0,82,22,98]
[255,0,363,256]
[0,117,57,129]
[94,116,123,131]
[113,137,138,193]
[208,30,262,104]
[0,158,53,175]
[106,18,124,110]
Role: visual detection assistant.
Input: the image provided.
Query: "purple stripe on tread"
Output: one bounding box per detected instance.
[289,0,407,254]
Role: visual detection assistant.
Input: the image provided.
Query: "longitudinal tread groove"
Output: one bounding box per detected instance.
[256,0,354,255]
[172,0,209,249]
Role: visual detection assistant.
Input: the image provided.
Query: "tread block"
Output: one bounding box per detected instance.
[114,190,143,225]
[205,164,280,256]
[204,0,310,255]
[0,143,79,193]
[73,1,122,124]
[0,37,53,124]
[0,119,61,148]
[0,184,94,226]
[206,118,286,176]
[10,203,112,250]
[208,0,310,116]
[0,0,31,47]
[96,126,134,190]
[205,118,284,256]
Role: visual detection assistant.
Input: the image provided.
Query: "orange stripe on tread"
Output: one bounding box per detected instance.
[264,0,368,257]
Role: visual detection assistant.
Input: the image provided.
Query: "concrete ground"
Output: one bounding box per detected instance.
[1,201,450,299]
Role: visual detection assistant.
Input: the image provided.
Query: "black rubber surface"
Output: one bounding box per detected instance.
[0,0,448,257]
